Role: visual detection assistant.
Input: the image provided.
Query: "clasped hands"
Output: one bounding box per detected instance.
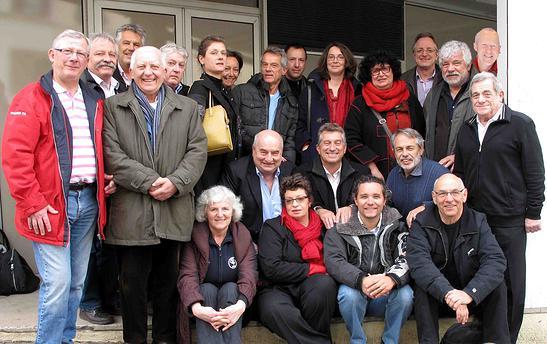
[191,300,246,332]
[361,274,395,299]
[148,177,177,201]
[445,289,473,325]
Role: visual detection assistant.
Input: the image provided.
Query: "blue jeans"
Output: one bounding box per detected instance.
[33,187,98,344]
[337,284,413,344]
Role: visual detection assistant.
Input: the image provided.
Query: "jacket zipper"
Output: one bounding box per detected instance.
[218,245,223,283]
[369,234,379,273]
[49,95,70,246]
[94,102,102,239]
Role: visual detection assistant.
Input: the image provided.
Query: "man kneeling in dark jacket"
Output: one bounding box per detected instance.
[407,174,510,343]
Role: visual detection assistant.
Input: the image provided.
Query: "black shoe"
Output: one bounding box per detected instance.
[103,303,122,316]
[79,308,115,325]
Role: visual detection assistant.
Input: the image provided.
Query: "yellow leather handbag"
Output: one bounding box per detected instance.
[202,91,233,156]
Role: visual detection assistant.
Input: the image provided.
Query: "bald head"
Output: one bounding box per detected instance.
[473,28,500,72]
[130,46,166,102]
[433,174,467,224]
[252,130,284,176]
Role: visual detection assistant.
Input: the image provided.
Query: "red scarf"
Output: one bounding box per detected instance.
[323,78,355,127]
[472,56,498,76]
[362,80,410,113]
[281,207,326,275]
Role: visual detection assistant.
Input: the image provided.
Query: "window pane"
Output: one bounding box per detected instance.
[102,9,176,48]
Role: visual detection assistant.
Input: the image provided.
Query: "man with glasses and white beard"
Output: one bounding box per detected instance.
[423,40,474,170]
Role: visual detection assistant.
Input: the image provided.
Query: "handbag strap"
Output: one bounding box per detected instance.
[371,109,394,145]
[208,90,214,109]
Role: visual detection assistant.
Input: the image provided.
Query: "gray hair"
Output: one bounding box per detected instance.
[261,46,288,69]
[317,122,346,145]
[52,29,89,53]
[195,186,243,223]
[130,46,164,69]
[391,128,425,149]
[160,42,189,64]
[438,40,472,66]
[88,32,117,54]
[115,24,146,44]
[469,72,504,95]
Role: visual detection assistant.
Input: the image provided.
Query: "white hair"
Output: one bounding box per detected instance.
[51,29,89,53]
[438,40,472,66]
[160,42,189,65]
[469,72,504,94]
[130,46,164,69]
[195,186,243,223]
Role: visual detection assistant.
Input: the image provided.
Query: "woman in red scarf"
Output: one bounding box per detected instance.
[257,174,337,344]
[296,42,362,164]
[345,50,425,180]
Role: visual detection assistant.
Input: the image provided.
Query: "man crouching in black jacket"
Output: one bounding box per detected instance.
[407,174,510,344]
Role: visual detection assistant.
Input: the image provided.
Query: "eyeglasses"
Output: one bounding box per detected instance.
[433,189,465,200]
[284,196,308,206]
[371,65,391,76]
[54,48,88,59]
[415,48,437,54]
[327,54,345,62]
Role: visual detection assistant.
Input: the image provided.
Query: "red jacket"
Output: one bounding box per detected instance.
[2,71,106,246]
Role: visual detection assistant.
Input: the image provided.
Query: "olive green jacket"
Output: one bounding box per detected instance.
[103,86,207,245]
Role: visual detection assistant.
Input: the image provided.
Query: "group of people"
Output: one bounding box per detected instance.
[1,20,544,344]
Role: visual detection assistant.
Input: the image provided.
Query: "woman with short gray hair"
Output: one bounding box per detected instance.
[178,185,257,344]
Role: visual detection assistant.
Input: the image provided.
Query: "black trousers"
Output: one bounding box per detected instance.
[413,283,510,344]
[489,221,527,344]
[257,274,337,344]
[117,240,180,344]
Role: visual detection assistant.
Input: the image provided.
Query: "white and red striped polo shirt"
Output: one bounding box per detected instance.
[53,81,96,184]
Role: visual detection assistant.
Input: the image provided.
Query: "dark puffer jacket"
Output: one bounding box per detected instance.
[232,73,298,162]
[324,206,409,289]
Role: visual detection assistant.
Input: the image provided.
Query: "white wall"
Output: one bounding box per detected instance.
[499,0,547,309]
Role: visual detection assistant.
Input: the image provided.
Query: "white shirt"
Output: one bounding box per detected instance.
[477,105,504,150]
[52,80,96,184]
[324,165,342,210]
[88,70,118,98]
[118,63,132,86]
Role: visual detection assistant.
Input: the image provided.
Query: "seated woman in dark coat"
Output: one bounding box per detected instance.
[178,185,257,344]
[345,50,425,180]
[257,174,337,344]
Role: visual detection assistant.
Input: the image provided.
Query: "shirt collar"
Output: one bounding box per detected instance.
[256,167,281,178]
[416,68,436,82]
[323,164,342,178]
[357,211,382,235]
[52,79,81,97]
[88,69,118,89]
[477,104,504,127]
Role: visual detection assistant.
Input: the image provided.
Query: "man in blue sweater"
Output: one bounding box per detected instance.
[387,128,448,226]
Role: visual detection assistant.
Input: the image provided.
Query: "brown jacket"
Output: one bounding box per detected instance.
[103,86,207,245]
[178,221,258,311]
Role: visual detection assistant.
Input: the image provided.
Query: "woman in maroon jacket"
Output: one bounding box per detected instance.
[178,185,257,344]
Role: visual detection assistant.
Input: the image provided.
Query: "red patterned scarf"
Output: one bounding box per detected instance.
[362,80,410,112]
[281,207,326,274]
[323,78,355,127]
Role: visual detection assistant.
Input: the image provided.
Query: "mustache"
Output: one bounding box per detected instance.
[96,61,116,69]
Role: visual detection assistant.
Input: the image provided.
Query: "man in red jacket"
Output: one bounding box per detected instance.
[2,29,114,344]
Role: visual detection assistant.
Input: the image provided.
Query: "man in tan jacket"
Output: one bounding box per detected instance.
[103,46,207,343]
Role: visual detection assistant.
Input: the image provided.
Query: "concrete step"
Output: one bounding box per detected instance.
[1,292,546,343]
